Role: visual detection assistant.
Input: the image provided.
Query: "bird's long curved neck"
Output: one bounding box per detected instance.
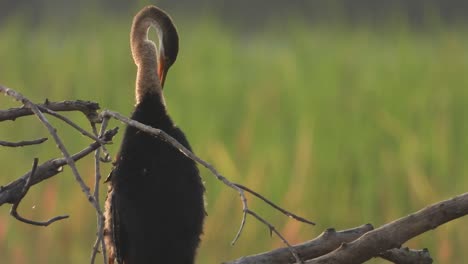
[130,7,177,105]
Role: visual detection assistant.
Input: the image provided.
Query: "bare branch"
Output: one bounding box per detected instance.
[226,224,434,264]
[1,86,114,263]
[305,192,468,264]
[1,85,100,212]
[0,137,48,147]
[0,99,100,122]
[9,158,69,226]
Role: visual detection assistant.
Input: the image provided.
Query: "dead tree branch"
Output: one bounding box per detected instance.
[1,86,106,224]
[0,99,100,122]
[304,192,468,264]
[225,222,434,264]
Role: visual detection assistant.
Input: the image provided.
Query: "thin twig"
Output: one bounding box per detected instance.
[90,122,108,264]
[10,158,69,226]
[97,120,109,263]
[231,189,248,245]
[247,209,304,264]
[97,116,112,162]
[0,137,48,147]
[234,184,316,225]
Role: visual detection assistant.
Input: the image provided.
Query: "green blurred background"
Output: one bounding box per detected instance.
[1,0,468,263]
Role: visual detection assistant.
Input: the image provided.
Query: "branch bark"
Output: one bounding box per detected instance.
[379,248,432,264]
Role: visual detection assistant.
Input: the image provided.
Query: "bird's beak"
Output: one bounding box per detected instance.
[157,57,168,88]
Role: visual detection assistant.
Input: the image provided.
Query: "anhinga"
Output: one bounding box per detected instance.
[104,6,205,264]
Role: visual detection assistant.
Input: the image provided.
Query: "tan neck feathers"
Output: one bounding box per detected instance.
[130,6,165,103]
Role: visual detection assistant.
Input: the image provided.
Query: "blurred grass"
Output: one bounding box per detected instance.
[1,12,468,264]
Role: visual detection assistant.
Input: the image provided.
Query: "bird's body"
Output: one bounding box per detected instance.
[104,6,205,264]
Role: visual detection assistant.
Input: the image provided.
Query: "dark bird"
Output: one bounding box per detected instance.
[104,6,205,264]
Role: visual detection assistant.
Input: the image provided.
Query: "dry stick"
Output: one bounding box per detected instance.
[1,86,100,216]
[101,110,310,264]
[0,137,48,147]
[226,223,432,264]
[97,119,110,263]
[10,158,69,226]
[37,106,104,143]
[90,123,102,264]
[90,121,108,264]
[231,197,248,246]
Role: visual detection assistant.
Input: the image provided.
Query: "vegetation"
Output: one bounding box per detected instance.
[0,14,467,263]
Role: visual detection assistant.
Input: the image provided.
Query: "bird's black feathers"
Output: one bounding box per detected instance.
[106,92,205,263]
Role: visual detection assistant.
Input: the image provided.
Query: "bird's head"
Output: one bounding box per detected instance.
[131,6,179,88]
